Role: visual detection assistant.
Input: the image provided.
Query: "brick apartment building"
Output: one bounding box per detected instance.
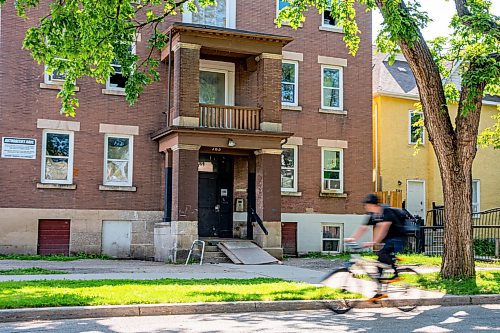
[0,1,372,260]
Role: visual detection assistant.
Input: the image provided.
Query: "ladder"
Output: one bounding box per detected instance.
[185,240,206,265]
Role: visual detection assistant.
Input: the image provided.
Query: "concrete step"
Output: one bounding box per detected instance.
[204,245,219,252]
[202,252,231,264]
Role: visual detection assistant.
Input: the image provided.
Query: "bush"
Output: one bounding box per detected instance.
[473,239,495,257]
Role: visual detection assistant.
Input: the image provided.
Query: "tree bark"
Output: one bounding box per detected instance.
[375,0,485,278]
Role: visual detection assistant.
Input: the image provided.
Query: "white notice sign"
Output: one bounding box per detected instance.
[1,137,37,159]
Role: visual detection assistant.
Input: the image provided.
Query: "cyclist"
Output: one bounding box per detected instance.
[345,194,407,299]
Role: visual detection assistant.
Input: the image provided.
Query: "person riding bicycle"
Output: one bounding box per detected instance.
[345,194,407,281]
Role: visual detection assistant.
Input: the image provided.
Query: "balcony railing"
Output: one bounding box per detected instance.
[199,104,261,130]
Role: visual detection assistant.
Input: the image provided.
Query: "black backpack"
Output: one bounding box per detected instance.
[383,206,420,235]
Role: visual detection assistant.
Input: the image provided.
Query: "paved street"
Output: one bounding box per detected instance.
[1,305,498,333]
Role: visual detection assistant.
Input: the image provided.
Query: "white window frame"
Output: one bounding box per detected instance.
[281,145,298,192]
[408,110,425,145]
[106,42,137,91]
[276,0,290,17]
[41,129,74,185]
[472,179,480,214]
[199,59,235,106]
[321,65,343,111]
[321,223,343,253]
[281,60,299,107]
[103,134,134,187]
[44,65,67,85]
[321,1,341,30]
[183,0,236,29]
[321,147,344,193]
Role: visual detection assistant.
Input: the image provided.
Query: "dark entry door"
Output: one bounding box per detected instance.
[38,219,70,255]
[198,155,233,238]
[281,222,298,256]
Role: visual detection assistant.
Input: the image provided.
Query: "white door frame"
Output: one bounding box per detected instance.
[406,179,426,219]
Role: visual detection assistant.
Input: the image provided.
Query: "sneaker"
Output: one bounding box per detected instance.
[368,293,388,302]
[386,276,401,283]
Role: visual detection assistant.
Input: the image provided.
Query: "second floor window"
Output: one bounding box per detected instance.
[104,135,133,186]
[41,130,74,184]
[321,65,343,110]
[281,145,298,192]
[322,148,343,193]
[282,61,298,106]
[184,0,236,28]
[409,111,424,144]
[106,43,136,91]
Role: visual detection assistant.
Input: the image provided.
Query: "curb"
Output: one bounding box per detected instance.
[1,295,499,323]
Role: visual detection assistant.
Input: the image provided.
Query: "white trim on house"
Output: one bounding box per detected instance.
[321,65,343,111]
[406,179,426,220]
[281,60,299,107]
[183,0,236,29]
[41,129,74,185]
[199,59,235,106]
[321,147,344,193]
[320,1,342,33]
[103,134,134,187]
[408,110,425,145]
[281,144,298,193]
[105,42,137,92]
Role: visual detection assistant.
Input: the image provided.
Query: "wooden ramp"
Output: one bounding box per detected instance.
[217,241,278,265]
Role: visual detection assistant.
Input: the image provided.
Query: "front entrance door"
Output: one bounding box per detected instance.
[407,180,425,220]
[198,154,233,237]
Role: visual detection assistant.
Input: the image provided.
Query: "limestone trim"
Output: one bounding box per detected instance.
[282,105,302,112]
[317,55,348,67]
[319,26,344,34]
[39,83,80,92]
[286,136,303,146]
[36,183,77,190]
[254,149,282,156]
[172,116,200,127]
[317,139,348,149]
[37,119,80,131]
[171,144,201,151]
[99,185,137,192]
[102,89,126,96]
[99,123,139,136]
[282,51,304,62]
[256,53,283,61]
[172,42,202,52]
[260,122,282,132]
[281,191,302,197]
[319,108,347,115]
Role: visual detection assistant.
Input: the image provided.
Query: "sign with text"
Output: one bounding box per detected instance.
[1,137,37,159]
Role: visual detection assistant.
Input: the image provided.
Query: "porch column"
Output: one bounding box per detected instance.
[257,53,283,132]
[254,149,283,259]
[172,43,201,127]
[170,144,200,260]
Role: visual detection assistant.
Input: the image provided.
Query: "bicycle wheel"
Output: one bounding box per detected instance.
[387,267,423,312]
[321,268,358,314]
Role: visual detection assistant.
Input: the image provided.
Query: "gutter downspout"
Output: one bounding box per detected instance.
[163,30,173,223]
[374,99,379,192]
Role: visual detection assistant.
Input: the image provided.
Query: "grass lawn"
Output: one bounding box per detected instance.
[404,270,500,295]
[0,253,110,261]
[0,267,67,275]
[0,278,360,309]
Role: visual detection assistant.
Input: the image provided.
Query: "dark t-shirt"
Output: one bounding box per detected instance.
[365,207,406,238]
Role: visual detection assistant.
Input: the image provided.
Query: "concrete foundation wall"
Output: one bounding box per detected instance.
[0,208,162,259]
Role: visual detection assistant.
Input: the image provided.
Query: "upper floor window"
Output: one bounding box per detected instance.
[106,43,136,91]
[277,0,289,11]
[409,111,424,145]
[104,134,133,187]
[183,0,236,29]
[472,179,480,214]
[321,65,343,110]
[44,67,66,85]
[199,60,235,106]
[281,61,298,106]
[321,147,343,193]
[41,130,74,184]
[321,0,341,30]
[281,145,298,192]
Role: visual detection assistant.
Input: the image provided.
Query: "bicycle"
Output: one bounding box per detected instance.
[321,242,423,314]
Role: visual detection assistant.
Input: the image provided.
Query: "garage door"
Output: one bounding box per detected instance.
[38,219,70,255]
[281,222,297,257]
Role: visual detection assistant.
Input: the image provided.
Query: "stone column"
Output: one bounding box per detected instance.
[257,53,283,132]
[253,149,283,259]
[172,43,201,127]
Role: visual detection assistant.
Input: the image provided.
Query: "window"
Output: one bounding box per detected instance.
[106,43,136,91]
[277,0,289,11]
[41,130,74,184]
[44,66,66,85]
[472,180,480,214]
[281,145,298,192]
[322,224,342,253]
[322,0,340,28]
[321,148,343,193]
[104,134,133,186]
[321,65,343,110]
[282,61,298,106]
[199,60,235,106]
[183,0,236,28]
[409,111,424,144]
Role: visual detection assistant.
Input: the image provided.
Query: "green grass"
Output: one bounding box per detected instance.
[0,253,110,261]
[0,267,67,275]
[404,270,500,295]
[0,278,360,309]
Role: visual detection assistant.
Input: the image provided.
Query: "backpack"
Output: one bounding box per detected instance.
[382,205,420,235]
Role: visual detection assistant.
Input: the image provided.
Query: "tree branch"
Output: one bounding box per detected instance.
[454,0,500,40]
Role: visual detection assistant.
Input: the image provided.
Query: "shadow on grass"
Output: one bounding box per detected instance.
[409,270,500,295]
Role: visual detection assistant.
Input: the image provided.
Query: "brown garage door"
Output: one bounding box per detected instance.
[281,222,297,257]
[38,219,70,255]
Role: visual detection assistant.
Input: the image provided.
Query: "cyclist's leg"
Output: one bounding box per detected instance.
[390,236,406,276]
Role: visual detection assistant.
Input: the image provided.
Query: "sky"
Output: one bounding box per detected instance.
[372,0,500,41]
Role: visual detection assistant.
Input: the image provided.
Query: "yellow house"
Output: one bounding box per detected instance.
[372,53,500,222]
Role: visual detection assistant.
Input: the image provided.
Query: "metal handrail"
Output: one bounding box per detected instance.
[249,208,268,235]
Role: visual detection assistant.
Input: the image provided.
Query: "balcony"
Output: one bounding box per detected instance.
[198,104,261,130]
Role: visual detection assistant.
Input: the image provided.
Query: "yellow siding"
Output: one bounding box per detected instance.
[375,96,500,214]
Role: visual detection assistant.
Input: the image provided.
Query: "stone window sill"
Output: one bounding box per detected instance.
[40,83,80,92]
[37,183,77,190]
[282,105,302,112]
[319,108,347,115]
[320,191,347,198]
[102,89,126,96]
[319,26,344,33]
[281,191,302,197]
[99,185,137,192]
